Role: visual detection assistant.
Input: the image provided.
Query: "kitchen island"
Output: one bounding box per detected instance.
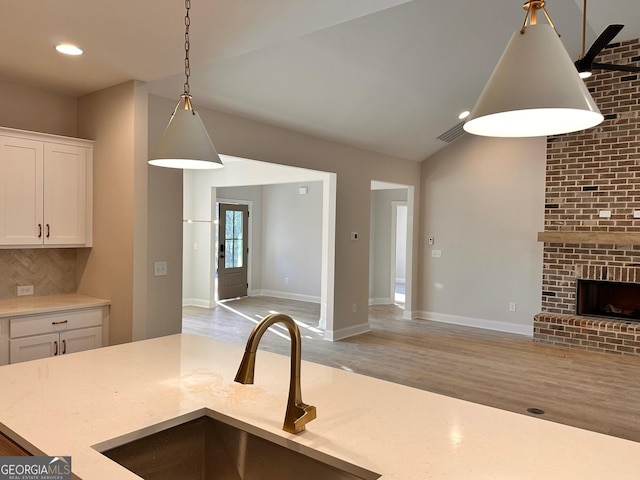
[0,333,639,479]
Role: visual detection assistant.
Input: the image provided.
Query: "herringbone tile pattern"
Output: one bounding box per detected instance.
[0,249,77,298]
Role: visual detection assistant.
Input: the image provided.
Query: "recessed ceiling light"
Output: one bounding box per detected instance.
[55,44,83,56]
[458,110,470,120]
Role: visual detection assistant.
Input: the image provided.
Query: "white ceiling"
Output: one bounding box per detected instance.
[2,0,639,162]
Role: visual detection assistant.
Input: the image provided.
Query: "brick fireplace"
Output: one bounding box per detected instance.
[533,37,640,356]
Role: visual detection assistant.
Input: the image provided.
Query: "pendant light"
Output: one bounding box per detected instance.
[463,0,603,138]
[149,0,223,169]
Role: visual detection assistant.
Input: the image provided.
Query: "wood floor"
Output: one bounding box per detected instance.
[183,296,640,443]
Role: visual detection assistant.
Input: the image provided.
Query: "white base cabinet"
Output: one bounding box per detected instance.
[7,306,107,364]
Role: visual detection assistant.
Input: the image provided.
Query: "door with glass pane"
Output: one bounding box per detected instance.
[218,203,249,300]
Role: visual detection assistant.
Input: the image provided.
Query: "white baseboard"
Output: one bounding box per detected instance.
[324,322,371,341]
[257,289,321,304]
[369,297,393,306]
[182,298,214,308]
[415,311,533,337]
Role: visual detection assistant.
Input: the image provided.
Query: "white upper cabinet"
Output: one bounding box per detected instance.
[0,128,93,248]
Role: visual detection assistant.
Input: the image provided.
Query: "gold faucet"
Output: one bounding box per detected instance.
[234,313,317,434]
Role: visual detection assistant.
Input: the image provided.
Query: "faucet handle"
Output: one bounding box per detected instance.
[284,402,317,434]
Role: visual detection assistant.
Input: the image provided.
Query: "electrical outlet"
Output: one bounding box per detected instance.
[352,303,357,313]
[509,302,517,312]
[17,285,34,296]
[431,249,442,258]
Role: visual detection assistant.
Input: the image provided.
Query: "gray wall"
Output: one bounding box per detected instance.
[0,79,77,137]
[418,134,545,335]
[77,81,152,344]
[260,182,322,301]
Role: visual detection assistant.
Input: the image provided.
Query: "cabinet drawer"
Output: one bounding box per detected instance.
[10,308,103,338]
[10,333,58,363]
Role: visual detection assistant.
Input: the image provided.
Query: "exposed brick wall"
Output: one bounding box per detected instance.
[537,38,640,356]
[542,37,640,315]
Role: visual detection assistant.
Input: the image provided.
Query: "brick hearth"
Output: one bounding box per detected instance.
[534,313,640,355]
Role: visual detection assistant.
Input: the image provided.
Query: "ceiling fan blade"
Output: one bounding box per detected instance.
[581,24,624,66]
[591,62,640,73]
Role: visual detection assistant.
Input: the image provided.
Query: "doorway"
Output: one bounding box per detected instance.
[391,201,407,305]
[369,181,413,318]
[182,159,337,336]
[217,203,249,300]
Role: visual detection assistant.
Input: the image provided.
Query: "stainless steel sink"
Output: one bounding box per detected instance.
[95,410,380,480]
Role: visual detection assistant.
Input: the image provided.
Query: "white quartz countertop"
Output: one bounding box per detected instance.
[0,333,639,479]
[0,294,110,318]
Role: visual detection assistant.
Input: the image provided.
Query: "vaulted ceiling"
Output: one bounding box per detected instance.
[2,0,639,161]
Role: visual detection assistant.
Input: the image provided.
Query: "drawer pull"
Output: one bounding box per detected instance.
[54,340,58,356]
[52,320,68,325]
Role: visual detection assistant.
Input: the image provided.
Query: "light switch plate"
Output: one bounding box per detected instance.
[431,249,442,258]
[154,261,168,277]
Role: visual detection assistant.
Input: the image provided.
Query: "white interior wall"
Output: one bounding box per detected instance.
[183,180,323,306]
[183,172,323,307]
[260,182,323,302]
[395,204,407,282]
[369,188,408,304]
[182,172,216,307]
[418,134,545,335]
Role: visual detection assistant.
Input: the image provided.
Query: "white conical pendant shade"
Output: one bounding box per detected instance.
[464,24,603,137]
[149,96,224,169]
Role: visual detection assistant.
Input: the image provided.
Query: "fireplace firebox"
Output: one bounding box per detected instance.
[576,279,640,322]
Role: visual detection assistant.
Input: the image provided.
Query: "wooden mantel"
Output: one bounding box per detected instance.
[537,231,640,245]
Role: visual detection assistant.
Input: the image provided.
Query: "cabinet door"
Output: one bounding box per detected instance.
[43,143,87,246]
[60,326,102,355]
[10,333,58,363]
[0,136,44,245]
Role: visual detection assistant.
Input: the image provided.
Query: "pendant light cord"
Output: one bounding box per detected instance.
[184,0,191,96]
[580,0,587,59]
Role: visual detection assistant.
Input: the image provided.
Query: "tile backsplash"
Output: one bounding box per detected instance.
[0,249,77,298]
